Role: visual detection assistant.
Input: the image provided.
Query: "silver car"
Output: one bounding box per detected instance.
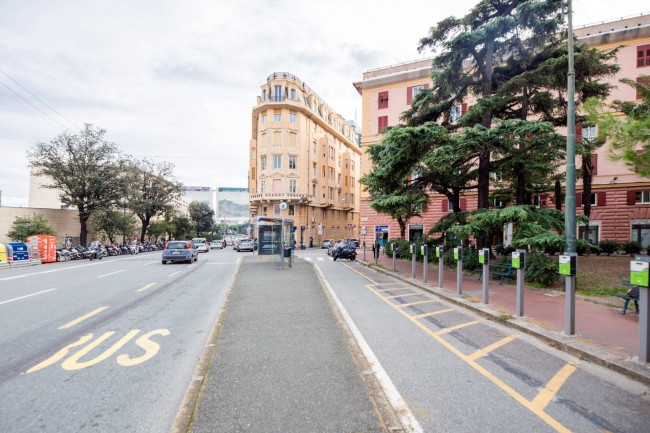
[192,238,209,253]
[162,241,198,264]
[237,238,254,252]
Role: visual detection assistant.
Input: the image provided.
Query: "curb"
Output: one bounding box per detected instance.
[359,260,650,387]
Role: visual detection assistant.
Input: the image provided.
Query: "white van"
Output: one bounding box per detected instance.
[192,238,209,253]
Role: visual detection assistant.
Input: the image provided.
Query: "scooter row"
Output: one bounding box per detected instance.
[55,241,164,262]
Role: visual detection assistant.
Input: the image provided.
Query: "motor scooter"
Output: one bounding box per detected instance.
[333,247,356,261]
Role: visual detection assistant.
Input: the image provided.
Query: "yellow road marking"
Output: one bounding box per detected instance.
[58,307,109,330]
[376,287,410,292]
[370,282,399,286]
[531,362,578,411]
[433,321,480,336]
[137,283,157,292]
[411,309,454,319]
[397,300,438,308]
[187,263,196,268]
[340,262,572,433]
[467,335,520,362]
[168,271,180,277]
[383,292,423,299]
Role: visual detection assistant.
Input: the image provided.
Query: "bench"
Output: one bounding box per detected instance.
[611,280,640,315]
[476,262,514,285]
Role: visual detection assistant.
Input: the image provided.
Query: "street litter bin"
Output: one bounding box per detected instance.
[284,246,292,258]
[26,235,56,263]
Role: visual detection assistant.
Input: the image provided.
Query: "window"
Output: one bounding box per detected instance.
[637,76,650,99]
[322,186,325,198]
[251,167,255,179]
[582,193,597,206]
[289,132,297,146]
[407,84,429,104]
[636,190,650,204]
[288,204,295,216]
[329,167,334,179]
[273,179,282,192]
[351,193,354,204]
[289,156,297,170]
[273,204,281,217]
[273,155,282,169]
[313,141,317,155]
[274,85,282,102]
[273,131,281,145]
[322,165,326,178]
[262,205,267,215]
[261,113,267,124]
[637,44,650,67]
[329,187,334,199]
[289,112,297,123]
[378,91,388,109]
[322,209,327,219]
[289,179,297,193]
[312,184,316,196]
[450,105,462,124]
[263,89,267,100]
[290,89,296,100]
[274,111,282,122]
[582,125,597,139]
[261,156,267,171]
[312,164,316,176]
[377,116,388,133]
[260,179,266,193]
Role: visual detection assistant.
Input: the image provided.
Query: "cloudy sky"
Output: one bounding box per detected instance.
[1,0,647,207]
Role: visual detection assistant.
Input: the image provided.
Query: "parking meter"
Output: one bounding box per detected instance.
[559,254,577,277]
[454,246,462,261]
[480,248,489,304]
[512,250,526,269]
[437,245,444,289]
[631,258,649,287]
[513,250,526,317]
[455,246,463,295]
[436,245,443,258]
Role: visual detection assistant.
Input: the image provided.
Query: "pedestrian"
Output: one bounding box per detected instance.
[309,236,313,248]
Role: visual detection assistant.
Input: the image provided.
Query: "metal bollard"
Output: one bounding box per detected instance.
[422,245,428,283]
[631,257,650,362]
[393,248,397,272]
[363,241,366,262]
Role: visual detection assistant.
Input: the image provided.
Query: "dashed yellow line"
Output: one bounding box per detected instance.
[342,262,573,433]
[397,300,439,308]
[168,271,180,277]
[137,283,157,292]
[467,335,520,362]
[187,263,196,268]
[376,287,410,292]
[433,321,480,336]
[383,292,422,299]
[58,307,109,330]
[411,309,454,319]
[531,362,578,411]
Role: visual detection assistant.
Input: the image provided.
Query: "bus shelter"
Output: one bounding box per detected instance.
[256,217,294,267]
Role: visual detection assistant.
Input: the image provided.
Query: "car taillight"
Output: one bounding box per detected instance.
[164,243,168,249]
[186,243,190,249]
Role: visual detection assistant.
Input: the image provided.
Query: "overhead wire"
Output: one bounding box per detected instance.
[0,69,81,131]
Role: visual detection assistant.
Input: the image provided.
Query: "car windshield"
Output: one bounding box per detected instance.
[192,239,205,244]
[167,242,189,249]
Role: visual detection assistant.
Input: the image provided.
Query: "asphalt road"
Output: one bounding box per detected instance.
[298,248,650,433]
[0,248,240,433]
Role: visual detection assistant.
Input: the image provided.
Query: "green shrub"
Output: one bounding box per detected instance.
[524,252,559,287]
[597,240,619,256]
[544,243,560,256]
[495,244,515,256]
[622,241,643,256]
[443,249,456,269]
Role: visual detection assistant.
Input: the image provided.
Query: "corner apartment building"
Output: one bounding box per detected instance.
[353,14,650,248]
[249,72,362,245]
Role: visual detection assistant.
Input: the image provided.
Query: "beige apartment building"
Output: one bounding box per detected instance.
[249,72,362,245]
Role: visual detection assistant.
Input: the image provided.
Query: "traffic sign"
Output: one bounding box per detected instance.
[279,202,287,210]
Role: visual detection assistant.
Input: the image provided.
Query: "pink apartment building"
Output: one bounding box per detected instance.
[353,15,650,249]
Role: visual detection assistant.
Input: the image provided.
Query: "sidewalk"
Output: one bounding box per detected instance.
[360,250,650,384]
[187,256,394,433]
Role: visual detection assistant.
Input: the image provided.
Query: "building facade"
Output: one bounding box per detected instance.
[216,187,249,225]
[249,72,362,245]
[354,15,650,249]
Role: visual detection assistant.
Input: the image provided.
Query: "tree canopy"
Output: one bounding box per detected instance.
[188,201,215,236]
[7,213,57,242]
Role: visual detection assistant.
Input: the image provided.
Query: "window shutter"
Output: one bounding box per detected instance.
[627,190,637,205]
[378,91,388,109]
[442,199,448,212]
[540,194,548,207]
[461,103,468,115]
[636,76,650,99]
[407,86,413,105]
[460,198,467,211]
[597,191,606,206]
[576,193,582,207]
[424,84,429,89]
[575,125,582,142]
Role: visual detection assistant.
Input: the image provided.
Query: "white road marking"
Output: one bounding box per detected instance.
[317,257,325,261]
[144,261,158,266]
[0,256,139,282]
[204,262,239,265]
[0,288,58,306]
[304,257,312,261]
[314,265,424,433]
[97,269,126,278]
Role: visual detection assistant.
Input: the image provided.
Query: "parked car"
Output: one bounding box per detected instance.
[192,238,209,253]
[162,241,198,264]
[210,240,223,250]
[237,238,254,252]
[321,239,332,249]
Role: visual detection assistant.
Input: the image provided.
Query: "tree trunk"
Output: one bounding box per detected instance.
[397,216,406,240]
[140,215,151,242]
[516,95,529,205]
[79,207,88,246]
[582,154,593,256]
[554,179,563,210]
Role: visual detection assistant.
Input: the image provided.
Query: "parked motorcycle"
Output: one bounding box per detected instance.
[333,247,356,261]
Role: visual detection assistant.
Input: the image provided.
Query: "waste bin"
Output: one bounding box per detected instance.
[283,246,292,258]
[0,243,8,267]
[26,235,56,263]
[7,242,30,264]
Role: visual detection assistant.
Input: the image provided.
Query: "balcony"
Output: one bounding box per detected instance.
[250,192,313,203]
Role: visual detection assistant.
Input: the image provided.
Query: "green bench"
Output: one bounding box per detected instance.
[476,262,514,285]
[612,280,639,315]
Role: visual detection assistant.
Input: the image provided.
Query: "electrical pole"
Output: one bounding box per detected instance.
[564,0,576,254]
